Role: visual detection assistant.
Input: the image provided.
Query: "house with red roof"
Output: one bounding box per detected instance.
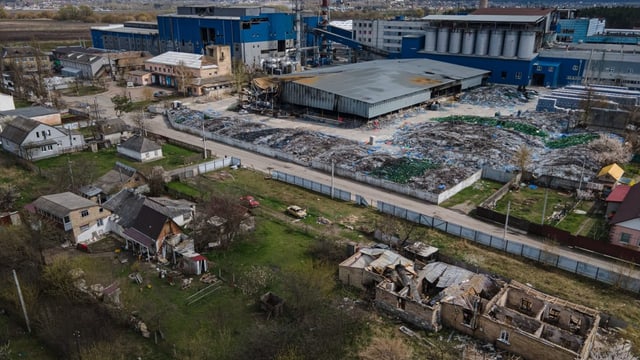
[605,184,630,219]
[609,184,640,249]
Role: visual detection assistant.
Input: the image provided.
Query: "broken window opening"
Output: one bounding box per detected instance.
[462,309,473,326]
[397,298,405,310]
[569,315,582,333]
[520,298,532,312]
[498,330,510,344]
[547,308,560,323]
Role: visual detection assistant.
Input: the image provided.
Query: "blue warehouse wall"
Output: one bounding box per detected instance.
[156,12,295,56]
[91,29,104,48]
[535,56,586,88]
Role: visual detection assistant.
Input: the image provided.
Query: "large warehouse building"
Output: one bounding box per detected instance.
[276,58,489,120]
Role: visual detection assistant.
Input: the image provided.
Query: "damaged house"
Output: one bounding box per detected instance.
[340,247,599,360]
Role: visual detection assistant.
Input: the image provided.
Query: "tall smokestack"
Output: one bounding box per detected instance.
[479,0,488,9]
[319,0,329,62]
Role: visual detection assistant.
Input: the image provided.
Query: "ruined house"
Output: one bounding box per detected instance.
[340,247,599,360]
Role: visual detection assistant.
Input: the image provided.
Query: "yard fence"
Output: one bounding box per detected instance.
[270,169,640,293]
[270,170,352,202]
[166,157,241,181]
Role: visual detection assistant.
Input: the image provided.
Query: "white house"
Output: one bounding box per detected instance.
[60,52,109,79]
[0,93,14,111]
[0,116,85,160]
[117,135,162,162]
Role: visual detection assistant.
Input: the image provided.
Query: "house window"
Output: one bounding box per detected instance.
[81,210,89,217]
[515,72,522,80]
[520,298,532,312]
[63,216,70,223]
[80,224,90,232]
[572,65,579,71]
[501,71,507,79]
[36,132,40,138]
[498,330,510,344]
[536,65,542,71]
[47,130,51,136]
[97,218,104,226]
[548,308,560,322]
[620,233,631,244]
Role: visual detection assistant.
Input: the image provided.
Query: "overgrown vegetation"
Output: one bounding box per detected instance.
[434,115,548,137]
[371,158,439,184]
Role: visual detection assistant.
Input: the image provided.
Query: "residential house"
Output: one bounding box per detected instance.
[117,135,162,162]
[32,192,110,243]
[59,52,109,79]
[95,118,132,145]
[340,247,600,360]
[80,163,146,202]
[103,189,195,258]
[0,105,62,126]
[1,46,51,73]
[122,205,182,258]
[609,184,640,249]
[0,116,84,160]
[604,184,630,219]
[144,45,232,96]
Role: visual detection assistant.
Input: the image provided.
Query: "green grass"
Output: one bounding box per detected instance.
[166,181,201,198]
[35,144,201,176]
[440,179,503,208]
[495,187,574,224]
[555,200,596,235]
[0,316,55,359]
[13,99,32,108]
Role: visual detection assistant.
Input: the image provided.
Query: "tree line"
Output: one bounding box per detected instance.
[0,6,158,23]
[576,6,640,29]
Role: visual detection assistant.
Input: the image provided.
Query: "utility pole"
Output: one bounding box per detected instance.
[330,158,335,199]
[541,188,549,225]
[202,122,207,159]
[67,154,75,191]
[503,201,511,239]
[12,270,30,333]
[578,157,586,193]
[73,329,81,360]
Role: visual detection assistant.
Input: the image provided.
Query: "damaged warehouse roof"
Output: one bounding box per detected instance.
[277,59,490,119]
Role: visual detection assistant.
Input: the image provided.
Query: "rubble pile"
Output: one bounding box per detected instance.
[458,84,538,108]
[169,101,607,193]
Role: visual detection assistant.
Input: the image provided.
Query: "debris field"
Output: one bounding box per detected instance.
[171,85,614,193]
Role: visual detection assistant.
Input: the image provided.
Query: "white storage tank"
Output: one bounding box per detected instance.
[475,29,489,56]
[437,28,450,53]
[488,30,504,57]
[448,29,462,54]
[503,30,519,58]
[424,27,437,52]
[461,29,476,55]
[517,31,536,59]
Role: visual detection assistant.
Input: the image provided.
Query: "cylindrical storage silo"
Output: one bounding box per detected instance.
[461,29,476,55]
[424,27,437,52]
[436,28,449,53]
[503,30,519,58]
[488,29,504,57]
[448,29,462,54]
[517,31,536,59]
[475,29,489,56]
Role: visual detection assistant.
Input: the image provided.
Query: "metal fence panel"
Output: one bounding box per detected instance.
[460,227,476,241]
[446,223,462,237]
[521,245,540,261]
[595,268,618,285]
[576,262,599,278]
[406,210,421,224]
[434,220,448,232]
[557,256,578,273]
[540,251,559,266]
[476,232,492,247]
[506,241,523,256]
[419,214,434,227]
[490,237,506,251]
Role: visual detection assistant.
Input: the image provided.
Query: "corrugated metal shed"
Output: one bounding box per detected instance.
[279,59,488,119]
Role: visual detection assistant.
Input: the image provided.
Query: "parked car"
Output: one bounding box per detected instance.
[153,90,172,98]
[241,195,260,208]
[286,205,307,219]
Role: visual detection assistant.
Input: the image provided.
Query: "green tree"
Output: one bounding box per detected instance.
[111,94,132,117]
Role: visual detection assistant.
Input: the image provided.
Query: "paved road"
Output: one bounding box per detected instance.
[63,87,640,283]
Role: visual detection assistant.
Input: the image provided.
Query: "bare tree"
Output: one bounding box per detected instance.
[0,184,20,212]
[512,144,532,178]
[174,61,194,96]
[192,194,250,251]
[375,214,418,249]
[588,135,633,166]
[130,110,146,135]
[232,59,249,99]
